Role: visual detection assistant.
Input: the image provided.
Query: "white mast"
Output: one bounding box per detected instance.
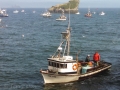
[53,2,71,57]
[66,1,71,56]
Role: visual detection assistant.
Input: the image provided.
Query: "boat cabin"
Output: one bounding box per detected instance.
[47,56,79,74]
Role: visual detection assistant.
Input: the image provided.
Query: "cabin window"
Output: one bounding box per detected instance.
[49,61,50,66]
[60,64,67,68]
[49,61,52,66]
[56,63,59,68]
[52,62,54,66]
[48,61,56,67]
[48,61,67,68]
[54,62,56,67]
[63,64,67,68]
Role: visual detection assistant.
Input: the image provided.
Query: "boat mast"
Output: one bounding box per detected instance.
[60,2,71,57]
[67,1,71,56]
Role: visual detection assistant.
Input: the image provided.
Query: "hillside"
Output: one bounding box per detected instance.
[48,0,80,13]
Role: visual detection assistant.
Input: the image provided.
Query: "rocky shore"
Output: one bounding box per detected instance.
[48,0,80,14]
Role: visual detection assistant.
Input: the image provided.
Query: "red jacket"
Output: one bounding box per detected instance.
[93,53,100,61]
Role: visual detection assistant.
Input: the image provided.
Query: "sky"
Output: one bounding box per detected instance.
[0,0,120,8]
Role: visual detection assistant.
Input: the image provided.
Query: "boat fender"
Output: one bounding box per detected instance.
[72,64,78,70]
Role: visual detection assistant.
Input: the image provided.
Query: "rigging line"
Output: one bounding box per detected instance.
[63,40,68,57]
[52,41,64,57]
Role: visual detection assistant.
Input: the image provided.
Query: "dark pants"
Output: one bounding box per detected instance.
[94,60,99,67]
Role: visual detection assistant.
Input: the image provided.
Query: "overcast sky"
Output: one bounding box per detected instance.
[0,0,120,8]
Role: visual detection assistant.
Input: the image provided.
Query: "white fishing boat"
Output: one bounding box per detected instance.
[41,10,52,17]
[56,10,67,21]
[13,10,19,13]
[0,9,9,17]
[75,12,80,14]
[21,10,25,12]
[40,8,112,84]
[84,8,92,17]
[99,11,105,15]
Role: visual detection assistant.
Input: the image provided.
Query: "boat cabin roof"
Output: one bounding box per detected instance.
[48,58,76,63]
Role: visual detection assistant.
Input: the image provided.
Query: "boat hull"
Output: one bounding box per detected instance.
[56,19,66,21]
[42,15,51,17]
[0,14,8,17]
[41,73,79,84]
[84,15,92,17]
[40,63,111,84]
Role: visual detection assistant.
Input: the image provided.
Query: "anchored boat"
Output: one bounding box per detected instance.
[40,10,112,84]
[0,9,8,17]
[41,10,52,17]
[84,8,92,17]
[99,11,105,15]
[56,10,67,21]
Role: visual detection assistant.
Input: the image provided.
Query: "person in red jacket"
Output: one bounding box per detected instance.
[93,51,100,67]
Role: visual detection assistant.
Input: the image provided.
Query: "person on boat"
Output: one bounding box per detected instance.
[85,54,90,62]
[93,51,100,67]
[85,55,93,67]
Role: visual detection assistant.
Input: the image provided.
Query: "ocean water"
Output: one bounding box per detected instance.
[0,8,120,90]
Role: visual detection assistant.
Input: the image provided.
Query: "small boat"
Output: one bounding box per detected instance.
[0,9,9,17]
[21,10,25,12]
[0,19,1,22]
[56,10,67,21]
[84,8,92,17]
[41,11,52,17]
[13,10,19,13]
[76,12,80,14]
[40,10,112,84]
[99,11,105,15]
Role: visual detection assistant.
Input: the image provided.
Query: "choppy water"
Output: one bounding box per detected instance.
[0,8,120,90]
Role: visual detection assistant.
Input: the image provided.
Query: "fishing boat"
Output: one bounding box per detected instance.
[99,11,105,15]
[13,10,19,13]
[0,19,1,22]
[40,8,112,84]
[41,10,52,17]
[75,12,80,14]
[56,10,67,21]
[0,9,8,17]
[21,10,25,12]
[84,8,92,17]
